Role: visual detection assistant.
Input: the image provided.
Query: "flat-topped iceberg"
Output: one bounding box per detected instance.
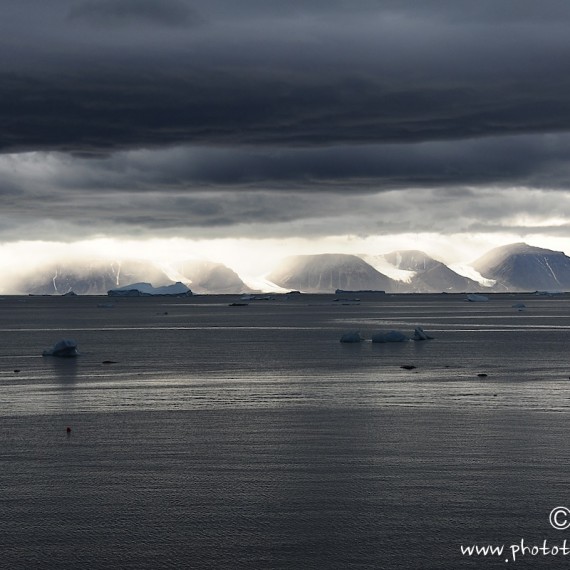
[108,282,192,297]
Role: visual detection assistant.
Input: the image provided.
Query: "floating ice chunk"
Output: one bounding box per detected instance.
[534,291,562,296]
[371,330,409,343]
[412,327,434,341]
[42,339,79,357]
[512,302,526,309]
[466,294,489,302]
[340,331,364,343]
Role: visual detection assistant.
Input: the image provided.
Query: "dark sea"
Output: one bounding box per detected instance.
[2,292,570,569]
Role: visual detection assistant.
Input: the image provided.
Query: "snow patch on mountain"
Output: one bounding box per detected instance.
[242,276,290,293]
[448,264,496,287]
[359,254,416,283]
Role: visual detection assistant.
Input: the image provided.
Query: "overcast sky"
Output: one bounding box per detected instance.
[3,0,570,274]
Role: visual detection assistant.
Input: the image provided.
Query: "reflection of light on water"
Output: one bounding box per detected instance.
[50,357,79,386]
[1,294,570,416]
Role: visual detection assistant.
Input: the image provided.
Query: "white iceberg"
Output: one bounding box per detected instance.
[371,330,410,343]
[42,339,79,357]
[108,282,192,297]
[340,331,364,343]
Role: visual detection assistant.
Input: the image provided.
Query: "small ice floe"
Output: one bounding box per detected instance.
[42,339,79,357]
[466,294,489,302]
[412,327,434,341]
[340,331,364,343]
[371,330,410,343]
[534,290,561,296]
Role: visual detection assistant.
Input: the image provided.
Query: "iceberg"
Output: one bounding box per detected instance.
[42,339,79,357]
[371,330,409,343]
[466,294,489,302]
[340,331,364,343]
[412,327,434,341]
[108,282,192,297]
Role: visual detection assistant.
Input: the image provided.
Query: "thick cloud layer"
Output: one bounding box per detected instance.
[3,0,570,152]
[2,1,570,243]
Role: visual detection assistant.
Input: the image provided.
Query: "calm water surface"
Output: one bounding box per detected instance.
[1,293,570,568]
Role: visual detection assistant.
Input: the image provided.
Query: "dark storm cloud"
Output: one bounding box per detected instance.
[3,0,570,153]
[6,185,568,242]
[3,147,570,241]
[3,134,570,196]
[67,0,199,28]
[3,0,570,242]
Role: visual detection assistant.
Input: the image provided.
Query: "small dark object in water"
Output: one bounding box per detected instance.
[102,360,118,364]
[229,303,249,307]
[13,369,20,373]
[66,427,71,433]
[401,365,416,370]
[493,394,497,397]
[477,373,488,377]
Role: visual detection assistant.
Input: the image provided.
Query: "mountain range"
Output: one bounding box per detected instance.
[10,242,570,295]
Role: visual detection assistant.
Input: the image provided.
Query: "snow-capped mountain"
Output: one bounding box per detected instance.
[473,242,570,291]
[383,250,440,272]
[267,254,396,293]
[174,260,249,294]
